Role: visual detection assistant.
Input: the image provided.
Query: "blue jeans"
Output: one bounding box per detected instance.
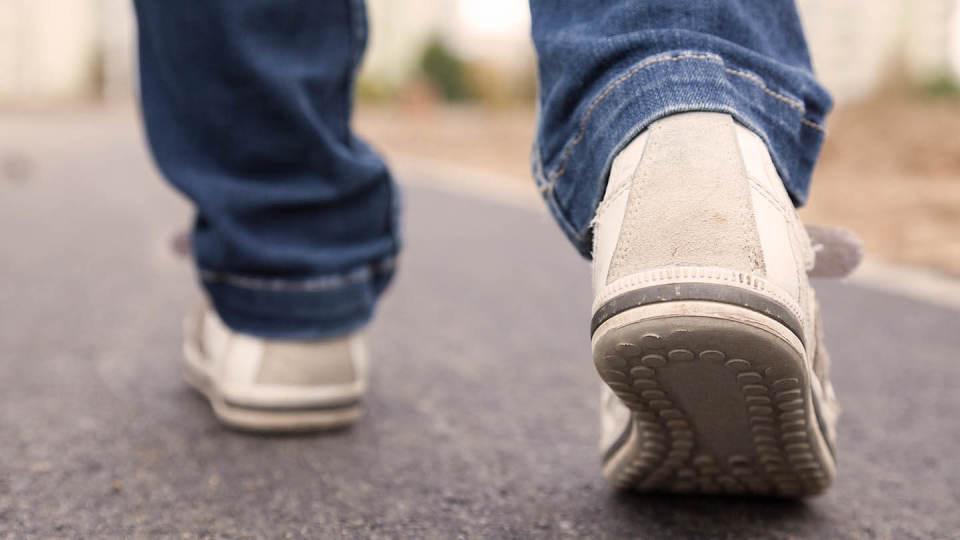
[134,0,830,339]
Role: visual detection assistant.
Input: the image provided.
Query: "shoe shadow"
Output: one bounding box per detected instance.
[600,488,816,536]
[179,386,356,440]
[221,422,356,439]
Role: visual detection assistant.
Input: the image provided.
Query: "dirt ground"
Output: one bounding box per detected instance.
[356,95,960,277]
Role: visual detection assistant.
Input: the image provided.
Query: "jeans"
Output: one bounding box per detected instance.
[133,0,831,339]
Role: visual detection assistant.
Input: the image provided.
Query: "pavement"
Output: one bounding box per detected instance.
[1,109,959,539]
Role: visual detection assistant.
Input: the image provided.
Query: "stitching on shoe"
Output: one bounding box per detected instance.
[543,52,823,191]
[199,258,396,293]
[593,180,632,218]
[743,172,810,301]
[746,176,792,216]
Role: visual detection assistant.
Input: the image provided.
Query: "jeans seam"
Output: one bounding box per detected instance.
[533,143,587,244]
[200,257,395,293]
[543,51,823,192]
[722,65,805,112]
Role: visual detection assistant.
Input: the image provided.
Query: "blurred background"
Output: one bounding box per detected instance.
[1,0,959,275]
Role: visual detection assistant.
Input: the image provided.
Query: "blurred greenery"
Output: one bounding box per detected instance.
[355,76,397,103]
[357,35,536,106]
[920,74,960,99]
[418,36,471,102]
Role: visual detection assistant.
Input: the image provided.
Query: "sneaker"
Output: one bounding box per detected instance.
[182,306,367,432]
[591,112,847,497]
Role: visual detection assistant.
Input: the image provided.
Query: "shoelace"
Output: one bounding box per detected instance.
[806,224,863,279]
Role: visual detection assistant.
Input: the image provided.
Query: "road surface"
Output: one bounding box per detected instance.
[1,110,958,538]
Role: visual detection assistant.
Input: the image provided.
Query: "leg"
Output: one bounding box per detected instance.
[135,0,399,340]
[134,0,394,431]
[530,1,841,496]
[530,0,829,256]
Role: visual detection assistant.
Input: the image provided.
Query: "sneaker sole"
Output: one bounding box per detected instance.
[593,300,835,497]
[183,339,362,433]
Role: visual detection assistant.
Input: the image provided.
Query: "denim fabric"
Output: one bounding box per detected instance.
[134,0,399,338]
[531,0,832,257]
[135,0,830,338]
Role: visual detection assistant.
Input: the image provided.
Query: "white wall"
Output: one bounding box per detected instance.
[903,0,957,81]
[798,0,903,103]
[98,0,135,101]
[362,0,453,86]
[798,0,960,103]
[0,0,99,104]
[952,1,960,77]
[0,0,957,104]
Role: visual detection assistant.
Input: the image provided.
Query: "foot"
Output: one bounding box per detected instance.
[183,307,367,432]
[592,112,840,497]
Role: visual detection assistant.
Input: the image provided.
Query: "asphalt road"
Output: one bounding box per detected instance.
[1,111,959,538]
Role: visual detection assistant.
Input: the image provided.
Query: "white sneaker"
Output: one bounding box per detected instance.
[183,307,367,432]
[592,112,850,497]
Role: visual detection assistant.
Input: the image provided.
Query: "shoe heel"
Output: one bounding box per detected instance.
[593,300,834,496]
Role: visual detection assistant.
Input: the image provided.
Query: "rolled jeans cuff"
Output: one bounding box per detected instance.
[199,258,396,339]
[533,50,832,259]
